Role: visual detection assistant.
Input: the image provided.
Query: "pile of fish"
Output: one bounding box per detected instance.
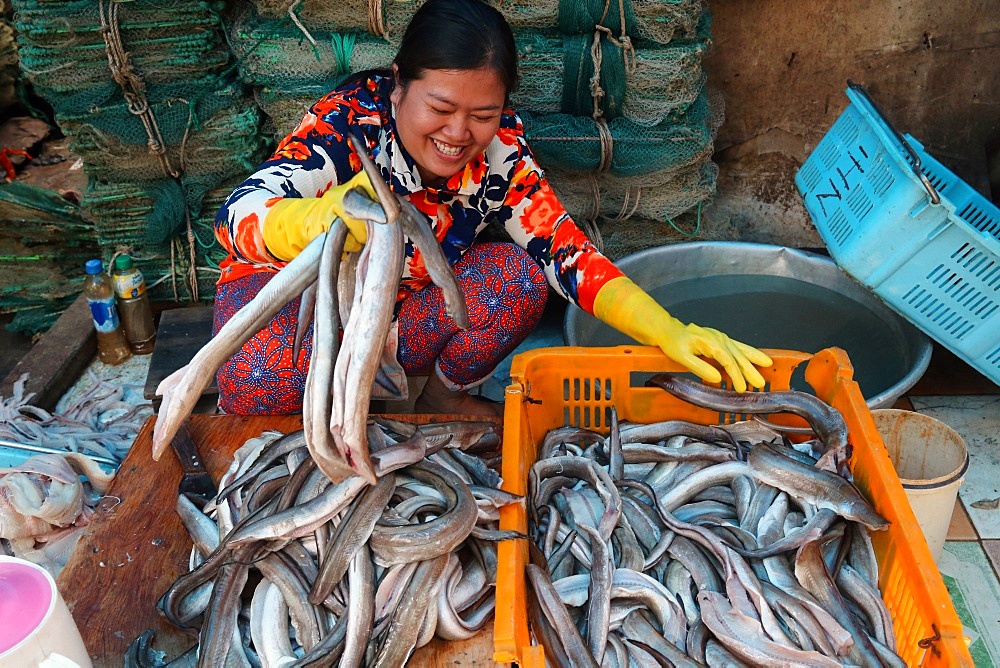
[2,370,152,463]
[0,451,114,574]
[525,374,904,667]
[130,417,520,667]
[1,371,146,574]
[150,134,468,486]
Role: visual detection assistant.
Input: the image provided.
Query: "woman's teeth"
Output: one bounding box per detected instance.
[432,138,462,157]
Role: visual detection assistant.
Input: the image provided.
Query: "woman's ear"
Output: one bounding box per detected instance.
[390,63,402,106]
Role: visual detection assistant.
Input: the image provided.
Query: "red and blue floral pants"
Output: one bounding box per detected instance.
[212,242,549,414]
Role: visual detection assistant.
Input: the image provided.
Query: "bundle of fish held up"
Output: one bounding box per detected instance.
[525,373,905,668]
[129,417,519,667]
[150,134,470,487]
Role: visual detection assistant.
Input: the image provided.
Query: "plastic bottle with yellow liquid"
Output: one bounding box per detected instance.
[112,254,157,355]
[83,259,131,365]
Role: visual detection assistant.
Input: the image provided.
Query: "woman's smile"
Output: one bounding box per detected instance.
[391,65,506,185]
[431,137,465,158]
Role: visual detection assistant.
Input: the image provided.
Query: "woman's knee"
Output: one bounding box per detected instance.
[460,242,548,309]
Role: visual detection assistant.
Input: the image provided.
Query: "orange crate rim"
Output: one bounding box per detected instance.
[494,345,972,667]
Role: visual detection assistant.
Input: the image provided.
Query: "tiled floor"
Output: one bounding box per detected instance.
[896,345,1000,666]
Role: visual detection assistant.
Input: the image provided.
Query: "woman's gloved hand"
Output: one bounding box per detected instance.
[593,276,773,392]
[262,170,377,260]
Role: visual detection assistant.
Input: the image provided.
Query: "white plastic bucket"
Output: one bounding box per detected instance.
[0,556,92,667]
[872,409,970,564]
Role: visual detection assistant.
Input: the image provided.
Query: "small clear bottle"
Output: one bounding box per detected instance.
[83,259,131,366]
[112,254,157,355]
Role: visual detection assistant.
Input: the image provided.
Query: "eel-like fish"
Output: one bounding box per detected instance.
[646,373,850,473]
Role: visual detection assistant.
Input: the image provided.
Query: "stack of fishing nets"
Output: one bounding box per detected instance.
[229,0,719,260]
[82,179,240,303]
[512,2,720,259]
[0,0,18,110]
[228,4,397,140]
[10,0,271,305]
[0,182,99,333]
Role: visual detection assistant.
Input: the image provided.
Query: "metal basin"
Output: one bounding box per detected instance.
[564,242,932,408]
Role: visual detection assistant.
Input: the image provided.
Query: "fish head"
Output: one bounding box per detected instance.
[343,187,387,224]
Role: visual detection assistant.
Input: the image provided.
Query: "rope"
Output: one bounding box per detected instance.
[664,200,702,238]
[597,0,637,76]
[588,0,637,176]
[367,0,386,37]
[184,206,199,301]
[587,172,601,220]
[169,239,179,302]
[287,0,319,50]
[609,184,642,221]
[98,0,180,180]
[588,31,614,175]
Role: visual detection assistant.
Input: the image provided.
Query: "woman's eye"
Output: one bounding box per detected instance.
[473,114,499,123]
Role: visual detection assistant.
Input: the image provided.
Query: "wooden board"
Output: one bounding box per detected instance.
[0,293,95,411]
[142,306,217,410]
[57,413,499,667]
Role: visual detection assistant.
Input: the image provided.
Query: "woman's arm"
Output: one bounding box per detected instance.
[498,150,624,312]
[214,88,377,266]
[499,126,771,390]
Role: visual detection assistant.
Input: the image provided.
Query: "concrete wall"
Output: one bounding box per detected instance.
[702,0,1000,247]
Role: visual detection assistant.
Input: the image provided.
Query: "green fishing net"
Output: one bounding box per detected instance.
[548,160,719,260]
[12,0,231,113]
[246,0,703,46]
[82,178,236,304]
[9,0,268,325]
[59,80,271,222]
[0,182,99,333]
[232,3,710,134]
[516,29,708,126]
[520,88,723,179]
[0,15,18,111]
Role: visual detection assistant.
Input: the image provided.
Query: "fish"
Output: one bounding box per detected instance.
[152,234,326,461]
[521,403,902,667]
[302,221,353,484]
[646,373,850,473]
[748,442,888,531]
[152,423,514,665]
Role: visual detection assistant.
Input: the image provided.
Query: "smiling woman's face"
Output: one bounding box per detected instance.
[390,65,507,185]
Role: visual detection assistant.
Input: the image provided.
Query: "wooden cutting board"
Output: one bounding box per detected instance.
[57,413,499,666]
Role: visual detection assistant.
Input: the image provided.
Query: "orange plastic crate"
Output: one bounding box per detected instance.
[494,346,972,667]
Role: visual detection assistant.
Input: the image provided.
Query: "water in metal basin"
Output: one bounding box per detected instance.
[586,274,911,400]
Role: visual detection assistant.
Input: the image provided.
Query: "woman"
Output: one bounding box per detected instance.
[213,0,771,416]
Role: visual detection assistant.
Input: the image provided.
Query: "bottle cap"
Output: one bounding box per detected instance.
[85,259,103,275]
[114,255,134,271]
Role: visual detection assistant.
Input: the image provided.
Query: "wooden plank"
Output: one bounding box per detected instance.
[57,413,501,666]
[0,293,95,411]
[142,306,216,409]
[57,414,303,666]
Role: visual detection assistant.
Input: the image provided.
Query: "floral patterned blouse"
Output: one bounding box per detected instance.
[214,73,624,315]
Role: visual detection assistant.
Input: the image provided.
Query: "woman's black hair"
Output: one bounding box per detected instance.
[393,0,518,96]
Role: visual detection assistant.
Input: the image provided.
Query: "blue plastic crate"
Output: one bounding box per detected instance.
[795,83,1000,386]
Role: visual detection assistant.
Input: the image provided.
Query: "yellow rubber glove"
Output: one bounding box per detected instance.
[262,170,378,261]
[593,276,773,392]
